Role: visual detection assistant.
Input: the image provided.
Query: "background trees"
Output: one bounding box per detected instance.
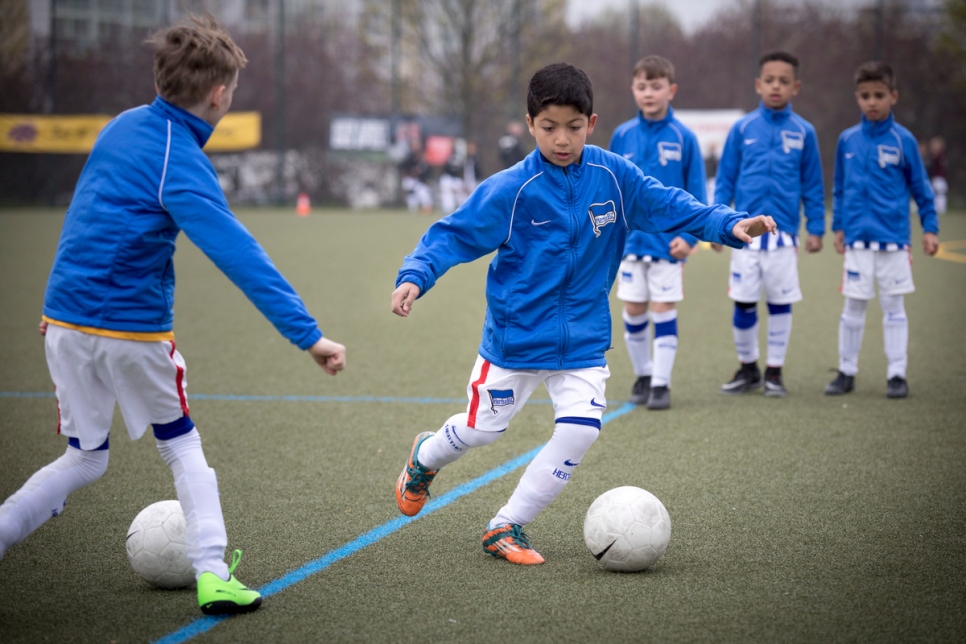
[0,0,961,208]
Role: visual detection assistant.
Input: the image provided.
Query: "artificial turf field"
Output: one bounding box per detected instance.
[1,207,964,643]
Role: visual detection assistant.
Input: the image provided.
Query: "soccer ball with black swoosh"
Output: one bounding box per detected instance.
[584,486,671,572]
[126,500,195,589]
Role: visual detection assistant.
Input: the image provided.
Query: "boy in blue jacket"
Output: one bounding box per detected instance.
[610,55,706,410]
[825,61,938,399]
[0,15,345,615]
[391,63,775,565]
[714,51,825,397]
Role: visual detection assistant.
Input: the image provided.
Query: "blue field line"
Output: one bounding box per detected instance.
[153,401,637,644]
[0,391,553,405]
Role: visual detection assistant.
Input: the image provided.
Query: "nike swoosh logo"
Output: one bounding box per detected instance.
[532,219,551,226]
[845,152,856,159]
[744,138,757,145]
[564,459,580,467]
[590,398,606,408]
[623,152,634,159]
[594,539,618,561]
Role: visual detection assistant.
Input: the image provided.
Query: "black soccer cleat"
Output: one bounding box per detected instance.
[886,375,909,399]
[646,385,671,410]
[824,370,855,396]
[763,366,787,397]
[720,362,762,395]
[629,375,651,405]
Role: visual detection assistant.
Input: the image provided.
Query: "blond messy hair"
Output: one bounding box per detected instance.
[148,13,247,108]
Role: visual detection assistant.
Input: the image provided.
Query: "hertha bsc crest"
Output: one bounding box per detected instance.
[588,201,617,237]
[488,389,515,414]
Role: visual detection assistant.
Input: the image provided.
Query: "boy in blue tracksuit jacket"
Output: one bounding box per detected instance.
[714,51,826,398]
[0,16,345,615]
[824,61,938,399]
[390,63,776,565]
[609,55,706,411]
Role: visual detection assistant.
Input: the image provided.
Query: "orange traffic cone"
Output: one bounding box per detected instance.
[296,192,311,216]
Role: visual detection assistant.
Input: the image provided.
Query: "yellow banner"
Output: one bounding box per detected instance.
[0,112,261,153]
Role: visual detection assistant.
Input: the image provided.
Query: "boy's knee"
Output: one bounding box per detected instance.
[65,445,109,484]
[443,413,501,449]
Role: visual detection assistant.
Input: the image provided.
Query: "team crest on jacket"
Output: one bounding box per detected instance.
[488,389,515,414]
[781,130,804,154]
[588,201,617,237]
[877,145,901,168]
[657,142,682,166]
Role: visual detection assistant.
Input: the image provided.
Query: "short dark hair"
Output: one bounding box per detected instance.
[854,61,896,91]
[759,50,799,77]
[527,63,594,119]
[148,13,247,108]
[633,55,675,84]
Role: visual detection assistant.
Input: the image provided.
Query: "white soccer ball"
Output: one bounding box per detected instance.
[584,486,672,572]
[126,500,195,589]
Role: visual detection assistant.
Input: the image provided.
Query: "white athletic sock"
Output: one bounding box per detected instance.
[416,413,502,471]
[766,310,792,368]
[733,304,759,364]
[157,430,229,580]
[838,297,868,376]
[622,310,652,377]
[0,446,108,557]
[880,294,908,379]
[650,309,678,388]
[490,422,599,528]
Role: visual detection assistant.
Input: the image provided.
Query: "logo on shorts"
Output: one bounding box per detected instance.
[657,141,682,166]
[877,145,901,168]
[781,131,805,154]
[588,201,617,237]
[487,389,515,414]
[732,271,742,281]
[846,270,861,281]
[621,271,632,282]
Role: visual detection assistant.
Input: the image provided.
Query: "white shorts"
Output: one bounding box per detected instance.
[615,257,683,303]
[465,355,610,432]
[840,248,914,300]
[728,246,802,304]
[45,325,191,450]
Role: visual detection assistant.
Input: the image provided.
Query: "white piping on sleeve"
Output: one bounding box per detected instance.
[158,120,172,211]
[506,172,543,245]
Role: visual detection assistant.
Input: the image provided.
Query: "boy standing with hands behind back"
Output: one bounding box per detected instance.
[825,61,938,398]
[714,51,825,398]
[610,55,707,411]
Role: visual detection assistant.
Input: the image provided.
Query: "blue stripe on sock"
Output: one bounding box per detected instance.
[153,416,196,441]
[653,319,677,338]
[67,436,109,451]
[733,304,758,329]
[554,416,602,430]
[624,319,649,334]
[767,302,791,315]
[153,402,637,644]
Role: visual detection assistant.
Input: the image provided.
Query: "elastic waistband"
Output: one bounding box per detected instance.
[43,316,175,342]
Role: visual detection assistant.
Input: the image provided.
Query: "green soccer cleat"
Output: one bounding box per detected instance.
[197,549,262,616]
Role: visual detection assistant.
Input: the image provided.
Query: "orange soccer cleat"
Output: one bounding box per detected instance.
[395,432,438,517]
[481,523,545,565]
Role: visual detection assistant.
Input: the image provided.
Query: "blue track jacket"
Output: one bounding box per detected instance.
[714,102,825,240]
[609,106,706,261]
[832,114,938,246]
[43,97,323,350]
[396,145,750,371]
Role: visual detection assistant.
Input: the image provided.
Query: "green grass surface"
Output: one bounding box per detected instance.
[1,208,965,643]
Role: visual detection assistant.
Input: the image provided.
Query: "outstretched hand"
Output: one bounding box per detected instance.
[731,215,777,243]
[391,282,421,317]
[308,337,346,376]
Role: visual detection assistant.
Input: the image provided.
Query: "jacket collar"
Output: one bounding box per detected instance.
[151,96,215,147]
[758,101,792,123]
[861,112,895,137]
[637,105,675,129]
